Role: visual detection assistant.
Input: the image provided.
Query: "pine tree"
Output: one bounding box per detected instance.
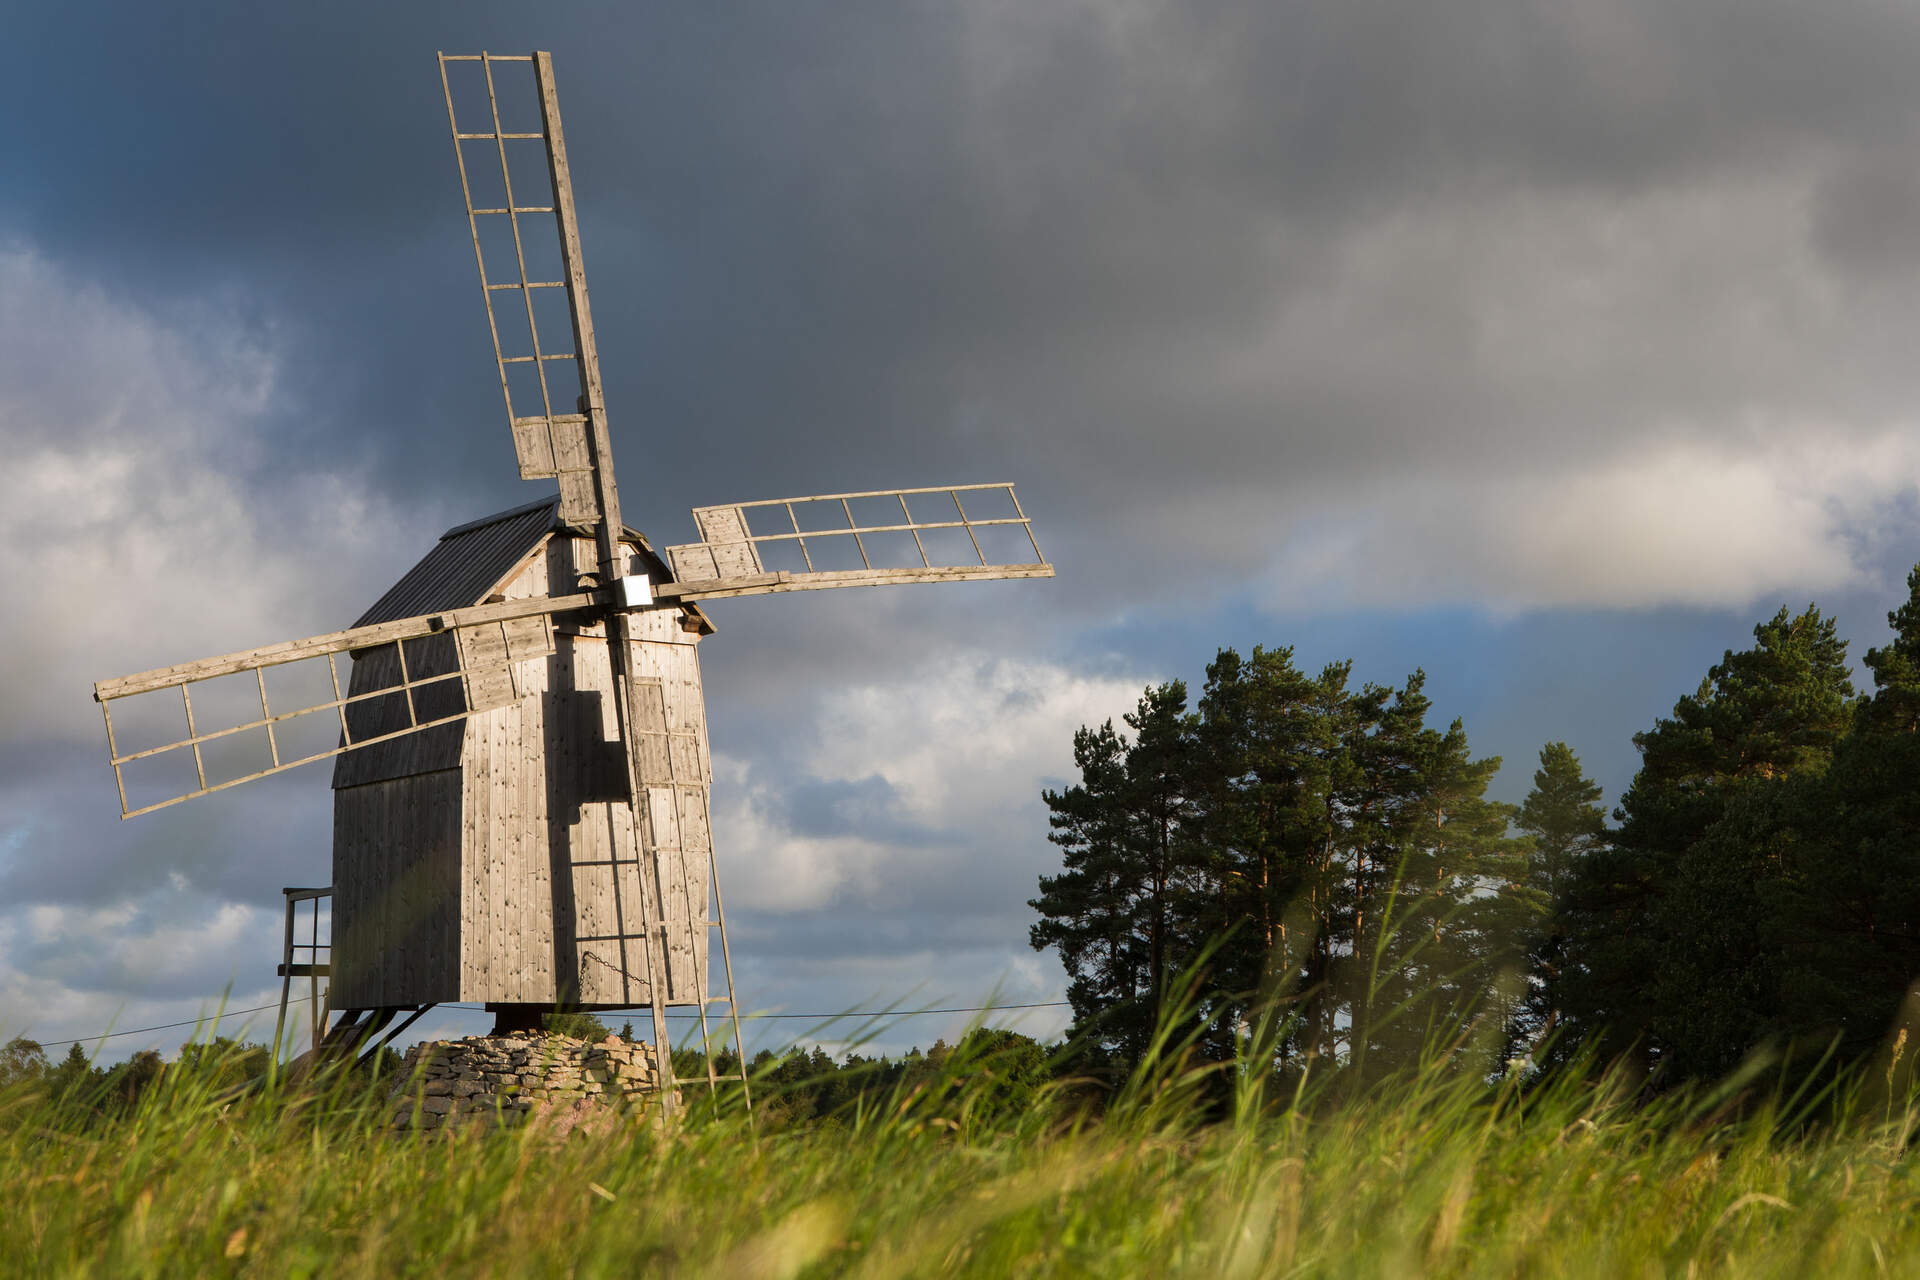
[1560,605,1857,1081]
[1344,688,1516,1077]
[1519,743,1607,906]
[1778,569,1920,1065]
[1334,672,1440,1070]
[1031,682,1199,1065]
[1035,653,1531,1081]
[1304,666,1390,1064]
[47,1043,97,1099]
[1184,649,1398,1068]
[1186,646,1333,1060]
[1127,682,1203,1031]
[1031,718,1135,1053]
[1511,743,1607,1058]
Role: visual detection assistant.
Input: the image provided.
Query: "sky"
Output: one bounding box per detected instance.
[3,0,1919,1065]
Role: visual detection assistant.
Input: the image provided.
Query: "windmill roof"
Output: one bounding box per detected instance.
[352,498,561,627]
[351,495,710,632]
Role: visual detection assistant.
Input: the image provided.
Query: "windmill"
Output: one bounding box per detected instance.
[87,52,1052,1109]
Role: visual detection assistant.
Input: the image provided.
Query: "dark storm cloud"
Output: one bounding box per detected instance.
[731,907,1035,965]
[774,774,925,845]
[1814,143,1920,280]
[0,747,330,908]
[8,0,1919,564]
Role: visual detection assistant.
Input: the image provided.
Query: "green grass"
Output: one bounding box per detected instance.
[8,1027,1920,1278]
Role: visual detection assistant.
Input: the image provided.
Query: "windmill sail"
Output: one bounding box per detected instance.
[661,483,1054,599]
[93,591,596,818]
[439,52,619,537]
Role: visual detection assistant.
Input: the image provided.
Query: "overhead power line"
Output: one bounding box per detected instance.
[439,1000,1071,1021]
[21,1000,1072,1052]
[30,1002,286,1049]
[665,1000,1072,1021]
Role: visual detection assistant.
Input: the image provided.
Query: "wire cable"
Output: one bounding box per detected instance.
[437,1000,1071,1021]
[21,999,1072,1051]
[30,1002,286,1049]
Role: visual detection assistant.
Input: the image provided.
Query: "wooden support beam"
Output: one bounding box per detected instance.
[655,563,1055,602]
[94,591,602,702]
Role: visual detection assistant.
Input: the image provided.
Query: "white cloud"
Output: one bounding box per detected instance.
[0,244,433,748]
[0,243,427,1057]
[713,653,1148,915]
[1258,430,1920,613]
[0,893,291,1058]
[1091,174,1920,614]
[711,756,893,918]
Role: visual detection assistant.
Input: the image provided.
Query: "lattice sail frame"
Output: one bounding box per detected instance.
[661,483,1053,599]
[439,52,612,531]
[93,593,586,819]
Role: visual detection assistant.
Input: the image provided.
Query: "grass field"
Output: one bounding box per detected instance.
[7,1026,1920,1278]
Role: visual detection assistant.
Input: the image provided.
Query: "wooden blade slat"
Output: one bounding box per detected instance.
[94,591,596,702]
[657,564,1055,601]
[92,594,600,818]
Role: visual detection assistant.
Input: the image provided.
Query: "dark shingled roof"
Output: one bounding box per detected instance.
[351,497,561,627]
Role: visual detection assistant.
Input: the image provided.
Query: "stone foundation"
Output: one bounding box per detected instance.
[388,1034,667,1134]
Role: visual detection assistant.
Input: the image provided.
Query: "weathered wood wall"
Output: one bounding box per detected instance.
[457,534,711,1008]
[331,768,464,1008]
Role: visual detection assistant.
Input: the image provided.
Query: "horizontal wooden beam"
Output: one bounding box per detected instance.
[94,591,604,702]
[656,563,1055,602]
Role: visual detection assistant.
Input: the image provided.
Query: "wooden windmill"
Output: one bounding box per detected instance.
[88,52,1051,1104]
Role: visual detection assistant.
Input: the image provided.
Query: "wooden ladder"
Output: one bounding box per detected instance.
[275,886,332,1058]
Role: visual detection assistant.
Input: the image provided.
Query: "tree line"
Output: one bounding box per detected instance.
[0,1013,1057,1129]
[0,1034,404,1124]
[1031,568,1920,1093]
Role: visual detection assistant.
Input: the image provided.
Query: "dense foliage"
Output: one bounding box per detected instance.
[1032,648,1530,1085]
[1033,568,1920,1096]
[0,1033,400,1124]
[0,1025,1051,1136]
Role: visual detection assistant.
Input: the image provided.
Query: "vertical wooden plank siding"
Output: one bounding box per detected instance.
[488,686,513,997]
[334,534,712,1010]
[330,770,462,1008]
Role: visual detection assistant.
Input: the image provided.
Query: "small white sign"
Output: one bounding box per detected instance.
[615,573,653,610]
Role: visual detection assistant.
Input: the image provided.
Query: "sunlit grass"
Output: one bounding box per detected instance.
[7,1017,1920,1278]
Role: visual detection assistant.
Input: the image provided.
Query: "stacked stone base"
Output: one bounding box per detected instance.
[389,1034,667,1134]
